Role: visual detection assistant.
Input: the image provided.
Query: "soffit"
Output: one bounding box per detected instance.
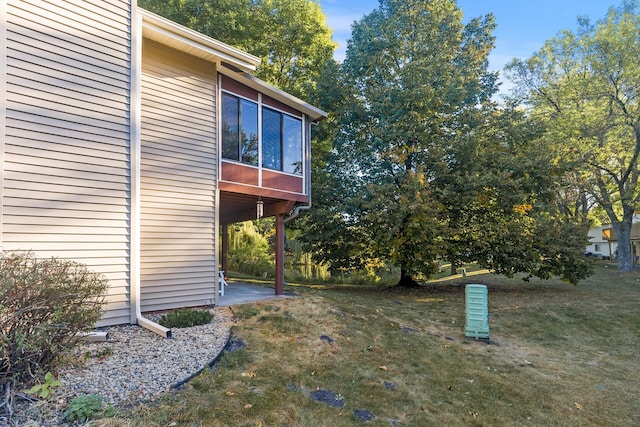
[137,8,326,122]
[138,8,260,72]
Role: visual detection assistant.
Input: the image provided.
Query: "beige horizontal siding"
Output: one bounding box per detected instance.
[7,58,129,104]
[6,129,129,159]
[6,110,129,147]
[139,40,217,313]
[141,110,215,137]
[3,174,129,196]
[3,0,132,326]
[11,0,130,49]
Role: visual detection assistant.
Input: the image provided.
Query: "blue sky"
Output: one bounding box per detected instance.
[319,0,616,92]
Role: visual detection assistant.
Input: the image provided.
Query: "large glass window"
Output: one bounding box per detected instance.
[262,107,282,171]
[262,107,303,175]
[221,95,239,160]
[221,93,258,166]
[283,115,303,174]
[222,91,303,176]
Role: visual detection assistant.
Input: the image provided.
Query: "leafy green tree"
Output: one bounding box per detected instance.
[506,1,640,272]
[138,0,336,100]
[302,0,592,285]
[438,108,592,284]
[227,222,273,276]
[323,0,498,286]
[252,0,336,99]
[138,0,258,48]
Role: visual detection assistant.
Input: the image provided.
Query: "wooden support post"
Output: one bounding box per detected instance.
[275,213,285,295]
[221,224,228,276]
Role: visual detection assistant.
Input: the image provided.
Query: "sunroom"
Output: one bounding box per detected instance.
[216,69,325,296]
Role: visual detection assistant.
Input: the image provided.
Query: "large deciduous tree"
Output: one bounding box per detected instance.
[438,107,593,284]
[506,1,640,272]
[327,0,498,286]
[252,0,336,99]
[302,0,592,285]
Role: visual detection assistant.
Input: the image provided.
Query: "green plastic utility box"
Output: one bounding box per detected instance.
[465,284,489,339]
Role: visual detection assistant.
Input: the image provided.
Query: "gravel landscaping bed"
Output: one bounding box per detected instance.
[14,307,234,426]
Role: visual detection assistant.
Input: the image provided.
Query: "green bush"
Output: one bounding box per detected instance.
[26,371,61,399]
[0,251,108,395]
[64,394,116,423]
[158,308,213,328]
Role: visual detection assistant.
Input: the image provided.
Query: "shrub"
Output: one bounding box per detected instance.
[26,371,62,399]
[158,308,213,328]
[0,251,108,407]
[64,394,116,423]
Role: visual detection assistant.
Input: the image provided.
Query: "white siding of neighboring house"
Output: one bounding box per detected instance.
[139,40,217,312]
[586,225,615,257]
[588,215,640,259]
[2,0,133,326]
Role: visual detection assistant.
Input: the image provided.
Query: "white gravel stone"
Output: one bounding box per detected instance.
[16,308,234,426]
[60,308,233,405]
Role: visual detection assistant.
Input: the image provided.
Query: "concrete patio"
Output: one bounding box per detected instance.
[217,281,296,306]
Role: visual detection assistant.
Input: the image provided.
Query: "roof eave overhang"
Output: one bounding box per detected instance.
[218,66,327,122]
[138,8,260,73]
[137,8,327,122]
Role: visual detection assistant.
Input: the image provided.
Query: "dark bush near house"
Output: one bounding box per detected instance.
[158,308,214,328]
[0,251,108,411]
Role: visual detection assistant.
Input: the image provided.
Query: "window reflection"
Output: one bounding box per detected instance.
[221,91,303,176]
[240,100,258,165]
[222,93,257,166]
[262,107,282,171]
[283,115,302,174]
[221,94,239,161]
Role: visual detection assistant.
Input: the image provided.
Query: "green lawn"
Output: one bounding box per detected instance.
[113,263,640,426]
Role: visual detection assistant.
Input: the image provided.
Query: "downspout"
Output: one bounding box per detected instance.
[284,200,311,224]
[284,118,314,223]
[131,6,171,338]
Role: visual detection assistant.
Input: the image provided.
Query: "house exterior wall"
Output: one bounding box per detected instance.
[1,2,323,327]
[1,0,133,326]
[586,225,614,257]
[588,216,640,258]
[139,40,217,312]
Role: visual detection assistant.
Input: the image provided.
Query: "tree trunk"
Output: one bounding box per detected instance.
[397,267,420,287]
[614,221,633,272]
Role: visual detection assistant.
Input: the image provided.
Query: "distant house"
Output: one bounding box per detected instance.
[587,215,640,261]
[0,1,325,334]
[586,224,614,258]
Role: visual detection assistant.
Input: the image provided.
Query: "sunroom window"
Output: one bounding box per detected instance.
[283,114,303,175]
[221,91,303,176]
[262,107,303,175]
[222,93,258,166]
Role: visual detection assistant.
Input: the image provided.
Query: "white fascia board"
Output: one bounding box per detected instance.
[218,67,327,122]
[138,8,260,72]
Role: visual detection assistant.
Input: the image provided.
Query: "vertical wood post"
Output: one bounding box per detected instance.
[221,224,228,275]
[275,214,285,295]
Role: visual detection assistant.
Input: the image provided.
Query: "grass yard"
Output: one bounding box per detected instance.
[112,264,639,426]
